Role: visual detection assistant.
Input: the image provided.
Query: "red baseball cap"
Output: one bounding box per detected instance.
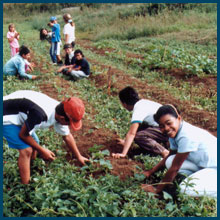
[63,97,85,131]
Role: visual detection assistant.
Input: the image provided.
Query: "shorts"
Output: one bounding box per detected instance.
[3,124,39,150]
[51,42,61,56]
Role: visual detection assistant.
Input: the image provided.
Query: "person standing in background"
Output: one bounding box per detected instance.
[63,13,75,48]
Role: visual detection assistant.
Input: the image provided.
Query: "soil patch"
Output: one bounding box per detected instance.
[79,40,217,136]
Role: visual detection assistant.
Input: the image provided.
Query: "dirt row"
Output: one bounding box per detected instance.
[77,39,217,136]
[38,77,143,180]
[32,37,217,180]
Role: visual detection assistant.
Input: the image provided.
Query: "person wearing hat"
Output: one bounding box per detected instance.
[3,90,89,184]
[57,43,75,74]
[48,16,63,65]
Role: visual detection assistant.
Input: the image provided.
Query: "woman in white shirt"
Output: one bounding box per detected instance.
[63,13,75,47]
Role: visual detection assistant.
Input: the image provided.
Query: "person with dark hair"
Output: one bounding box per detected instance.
[57,43,75,74]
[142,104,217,198]
[39,28,57,64]
[3,45,37,80]
[3,90,89,184]
[64,49,90,81]
[112,86,169,159]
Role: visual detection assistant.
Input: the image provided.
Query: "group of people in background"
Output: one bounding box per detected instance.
[3,13,90,81]
[3,14,217,200]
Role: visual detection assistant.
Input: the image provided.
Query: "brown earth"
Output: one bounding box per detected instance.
[78,39,217,136]
[34,38,217,180]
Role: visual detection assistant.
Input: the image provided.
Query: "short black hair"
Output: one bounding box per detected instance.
[55,102,69,122]
[63,43,72,50]
[119,86,140,105]
[74,49,84,57]
[19,45,30,56]
[154,105,180,124]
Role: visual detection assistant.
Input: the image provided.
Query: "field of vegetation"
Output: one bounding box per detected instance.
[3,3,217,217]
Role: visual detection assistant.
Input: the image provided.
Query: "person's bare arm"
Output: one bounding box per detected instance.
[63,133,89,165]
[19,124,55,161]
[112,123,139,158]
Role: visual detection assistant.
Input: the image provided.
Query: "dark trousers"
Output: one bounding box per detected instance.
[134,125,169,155]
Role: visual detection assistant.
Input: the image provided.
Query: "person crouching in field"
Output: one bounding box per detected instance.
[3,90,89,184]
[141,105,217,198]
[61,49,90,81]
[48,16,63,65]
[57,43,75,74]
[112,86,169,159]
[3,45,37,80]
[40,28,57,64]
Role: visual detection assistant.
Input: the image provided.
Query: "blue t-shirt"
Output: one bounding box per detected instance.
[51,23,61,43]
[169,121,217,168]
[3,54,33,79]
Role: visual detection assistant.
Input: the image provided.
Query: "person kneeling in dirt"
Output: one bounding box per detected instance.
[57,43,75,75]
[3,45,38,80]
[141,104,217,198]
[3,90,89,184]
[62,49,90,81]
[112,86,169,159]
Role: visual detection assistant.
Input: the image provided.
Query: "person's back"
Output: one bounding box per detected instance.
[132,99,161,127]
[112,86,169,159]
[63,23,75,44]
[51,23,61,43]
[3,54,24,76]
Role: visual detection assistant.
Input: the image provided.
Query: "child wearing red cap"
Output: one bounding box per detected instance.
[3,90,88,184]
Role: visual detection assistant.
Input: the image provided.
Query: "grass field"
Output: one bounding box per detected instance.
[3,3,217,217]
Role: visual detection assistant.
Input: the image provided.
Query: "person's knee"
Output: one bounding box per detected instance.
[19,147,33,158]
[165,155,176,169]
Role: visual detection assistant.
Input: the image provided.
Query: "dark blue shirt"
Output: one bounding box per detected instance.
[75,58,90,75]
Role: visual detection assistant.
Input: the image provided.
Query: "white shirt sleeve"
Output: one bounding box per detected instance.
[54,122,70,136]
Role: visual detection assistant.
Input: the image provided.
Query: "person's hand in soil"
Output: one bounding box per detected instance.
[116,138,125,145]
[141,184,157,193]
[78,155,89,165]
[143,170,152,178]
[40,148,56,161]
[32,75,38,80]
[112,153,126,159]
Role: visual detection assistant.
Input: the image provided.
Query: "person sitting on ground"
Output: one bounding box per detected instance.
[141,104,217,198]
[112,86,169,159]
[57,43,75,74]
[64,49,90,81]
[48,16,63,65]
[3,45,37,80]
[40,28,57,64]
[3,90,89,184]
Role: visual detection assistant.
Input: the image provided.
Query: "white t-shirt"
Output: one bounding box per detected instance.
[169,121,217,168]
[3,90,70,136]
[131,99,161,126]
[63,23,75,44]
